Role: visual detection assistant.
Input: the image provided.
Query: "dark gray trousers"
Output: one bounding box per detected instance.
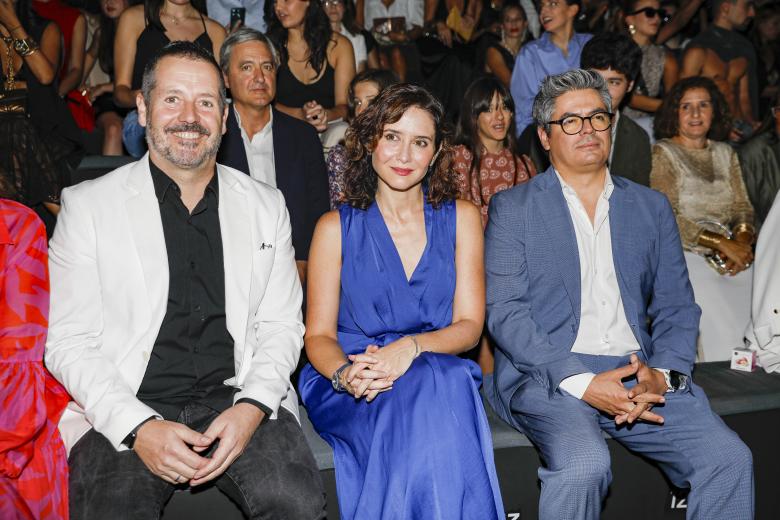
[68,403,326,520]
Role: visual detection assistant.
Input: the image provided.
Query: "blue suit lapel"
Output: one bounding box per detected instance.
[608,178,645,350]
[536,170,581,322]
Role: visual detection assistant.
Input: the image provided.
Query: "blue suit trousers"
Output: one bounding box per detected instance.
[509,353,754,520]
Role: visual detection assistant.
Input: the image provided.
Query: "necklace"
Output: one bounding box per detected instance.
[1,34,16,90]
[161,8,185,26]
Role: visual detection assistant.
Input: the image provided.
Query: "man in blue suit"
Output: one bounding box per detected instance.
[485,69,753,520]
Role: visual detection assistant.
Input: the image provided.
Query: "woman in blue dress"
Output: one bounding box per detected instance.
[299,83,504,520]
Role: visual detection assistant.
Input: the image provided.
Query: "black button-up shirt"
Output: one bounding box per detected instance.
[136,160,236,420]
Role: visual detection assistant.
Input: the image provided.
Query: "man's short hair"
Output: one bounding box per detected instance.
[220,27,281,74]
[532,68,612,133]
[580,32,643,82]
[141,41,227,111]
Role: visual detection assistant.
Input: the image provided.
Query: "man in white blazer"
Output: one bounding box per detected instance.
[45,42,326,519]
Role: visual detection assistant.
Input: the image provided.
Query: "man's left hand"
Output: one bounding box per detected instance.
[189,403,265,486]
[619,354,668,425]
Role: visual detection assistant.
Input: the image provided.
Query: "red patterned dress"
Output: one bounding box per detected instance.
[452,145,535,227]
[0,200,69,519]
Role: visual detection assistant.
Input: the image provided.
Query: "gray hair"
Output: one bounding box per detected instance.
[219,27,281,74]
[532,69,612,133]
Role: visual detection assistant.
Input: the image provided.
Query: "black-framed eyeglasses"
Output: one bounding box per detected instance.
[546,111,613,135]
[629,7,669,22]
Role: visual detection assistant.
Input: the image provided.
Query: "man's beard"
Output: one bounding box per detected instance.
[146,119,222,169]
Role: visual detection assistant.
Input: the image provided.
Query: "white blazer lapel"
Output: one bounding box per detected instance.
[218,166,252,353]
[124,155,169,333]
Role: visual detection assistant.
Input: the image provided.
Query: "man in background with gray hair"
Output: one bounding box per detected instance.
[485,68,753,520]
[217,27,329,284]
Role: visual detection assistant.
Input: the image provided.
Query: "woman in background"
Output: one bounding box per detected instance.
[651,77,754,362]
[0,199,70,520]
[326,68,398,207]
[474,4,529,93]
[81,0,129,155]
[113,0,225,157]
[621,0,679,137]
[267,0,354,132]
[452,76,533,401]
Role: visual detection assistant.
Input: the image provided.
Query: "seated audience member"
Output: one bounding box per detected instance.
[511,0,591,134]
[325,0,368,72]
[475,0,539,40]
[681,0,758,141]
[217,28,329,283]
[453,76,534,226]
[738,99,780,227]
[745,191,780,373]
[326,68,398,208]
[750,3,780,116]
[452,75,534,402]
[206,0,267,33]
[45,42,325,519]
[0,0,83,227]
[33,0,89,129]
[619,0,679,140]
[474,3,530,88]
[580,31,651,185]
[651,77,755,362]
[114,0,226,157]
[0,199,70,520]
[300,83,504,520]
[358,0,424,81]
[266,0,355,132]
[81,0,131,155]
[486,69,754,520]
[416,0,479,117]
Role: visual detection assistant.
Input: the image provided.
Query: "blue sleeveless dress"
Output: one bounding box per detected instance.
[299,198,504,520]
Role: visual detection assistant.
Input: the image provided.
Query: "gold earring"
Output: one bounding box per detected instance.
[628,24,636,35]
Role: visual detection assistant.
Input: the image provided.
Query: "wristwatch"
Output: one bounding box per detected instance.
[121,416,158,449]
[661,370,689,393]
[331,362,351,392]
[13,38,39,57]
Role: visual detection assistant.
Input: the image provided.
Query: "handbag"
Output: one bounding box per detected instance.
[0,87,27,114]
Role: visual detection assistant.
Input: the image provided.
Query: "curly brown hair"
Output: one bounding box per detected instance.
[653,77,733,141]
[342,83,458,210]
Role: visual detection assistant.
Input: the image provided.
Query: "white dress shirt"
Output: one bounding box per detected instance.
[235,106,276,187]
[363,0,424,31]
[556,169,642,399]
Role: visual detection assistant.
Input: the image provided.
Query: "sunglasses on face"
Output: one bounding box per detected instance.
[629,7,669,22]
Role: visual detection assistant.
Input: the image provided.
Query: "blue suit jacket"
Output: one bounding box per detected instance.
[485,167,701,428]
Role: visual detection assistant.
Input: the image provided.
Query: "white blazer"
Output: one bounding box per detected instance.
[746,191,780,373]
[45,156,304,453]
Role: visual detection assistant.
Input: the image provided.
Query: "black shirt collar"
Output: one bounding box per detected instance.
[149,157,219,204]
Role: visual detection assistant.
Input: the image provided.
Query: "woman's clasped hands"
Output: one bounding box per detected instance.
[342,337,419,402]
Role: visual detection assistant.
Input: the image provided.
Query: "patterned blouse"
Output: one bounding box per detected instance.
[327,144,348,210]
[0,199,70,519]
[452,145,535,227]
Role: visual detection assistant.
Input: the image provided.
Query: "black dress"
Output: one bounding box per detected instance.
[130,14,214,90]
[0,22,81,210]
[275,60,336,109]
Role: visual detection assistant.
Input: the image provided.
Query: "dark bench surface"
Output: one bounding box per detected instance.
[302,361,780,471]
